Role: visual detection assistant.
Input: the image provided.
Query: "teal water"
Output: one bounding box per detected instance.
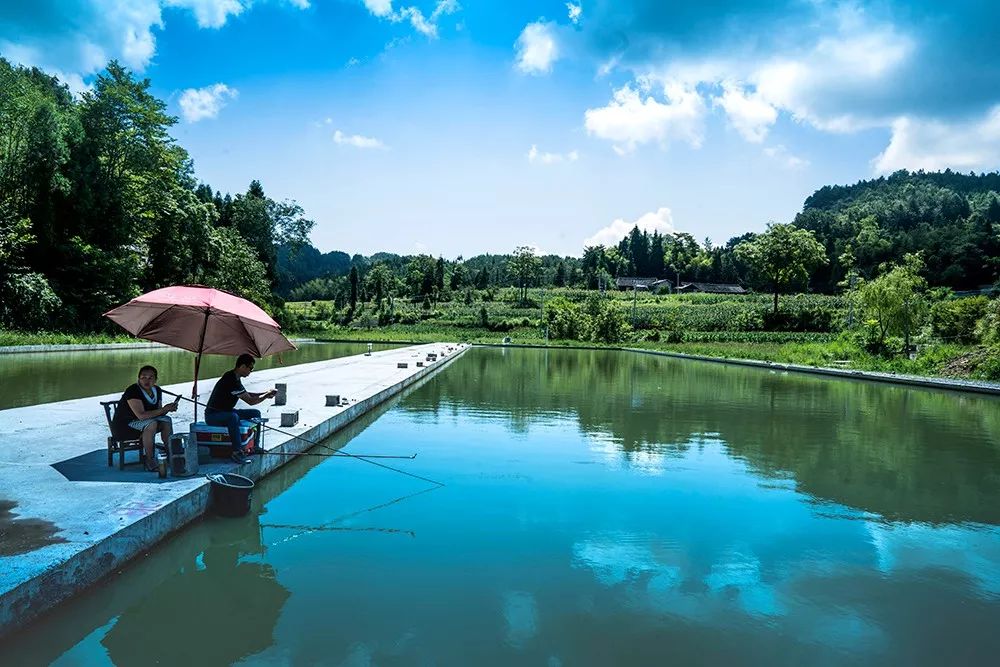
[0,342,399,410]
[4,347,1000,665]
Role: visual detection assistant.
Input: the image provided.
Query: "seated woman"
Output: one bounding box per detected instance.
[111,365,179,471]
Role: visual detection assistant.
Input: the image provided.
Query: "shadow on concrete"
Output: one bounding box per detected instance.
[52,449,187,484]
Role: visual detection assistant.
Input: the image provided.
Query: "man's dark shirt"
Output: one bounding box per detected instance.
[207,370,246,411]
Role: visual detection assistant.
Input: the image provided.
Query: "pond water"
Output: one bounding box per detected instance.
[0,342,400,410]
[4,347,1000,665]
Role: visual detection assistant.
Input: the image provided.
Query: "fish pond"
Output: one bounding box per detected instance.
[0,341,400,410]
[4,346,1000,665]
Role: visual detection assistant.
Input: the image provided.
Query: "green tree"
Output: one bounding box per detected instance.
[856,254,929,351]
[735,223,828,313]
[349,266,359,311]
[554,261,566,287]
[508,246,540,302]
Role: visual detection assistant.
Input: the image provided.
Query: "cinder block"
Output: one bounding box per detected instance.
[325,394,340,406]
[274,383,287,406]
[280,410,299,427]
[397,362,408,369]
[416,361,424,367]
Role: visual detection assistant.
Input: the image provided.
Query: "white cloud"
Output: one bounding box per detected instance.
[763,144,809,170]
[714,83,777,143]
[567,3,582,25]
[362,0,459,39]
[333,129,387,149]
[165,0,248,29]
[527,145,579,164]
[515,22,559,75]
[584,207,677,248]
[584,82,706,153]
[872,108,1000,174]
[178,83,238,122]
[363,0,393,17]
[0,0,308,84]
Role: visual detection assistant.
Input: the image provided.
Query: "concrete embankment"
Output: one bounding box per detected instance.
[0,343,466,638]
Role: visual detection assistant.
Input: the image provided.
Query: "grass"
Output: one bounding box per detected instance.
[0,330,138,346]
[8,288,997,382]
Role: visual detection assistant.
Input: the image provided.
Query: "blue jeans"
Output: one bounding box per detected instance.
[205,408,261,452]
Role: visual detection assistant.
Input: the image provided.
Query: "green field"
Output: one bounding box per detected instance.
[283,288,1000,381]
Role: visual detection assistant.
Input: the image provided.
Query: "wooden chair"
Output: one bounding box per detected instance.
[100,400,144,470]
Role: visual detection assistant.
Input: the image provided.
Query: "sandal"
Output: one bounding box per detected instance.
[144,458,159,472]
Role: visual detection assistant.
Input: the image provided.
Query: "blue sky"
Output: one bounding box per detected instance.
[2,1,999,256]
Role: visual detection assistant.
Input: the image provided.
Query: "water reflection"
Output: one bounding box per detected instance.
[4,347,1000,665]
[99,518,289,666]
[0,342,401,409]
[405,347,1000,524]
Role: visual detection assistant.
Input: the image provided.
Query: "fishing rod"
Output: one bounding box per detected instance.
[261,450,416,461]
[161,388,445,487]
[266,485,437,547]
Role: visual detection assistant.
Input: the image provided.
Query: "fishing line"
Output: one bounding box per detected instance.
[161,389,445,487]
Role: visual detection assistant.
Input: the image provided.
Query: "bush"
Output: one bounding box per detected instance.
[0,272,62,330]
[931,296,989,343]
[974,298,1000,345]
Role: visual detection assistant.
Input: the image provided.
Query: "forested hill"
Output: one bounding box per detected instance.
[794,170,1000,292]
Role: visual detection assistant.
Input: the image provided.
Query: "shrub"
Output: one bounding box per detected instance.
[975,298,1000,345]
[931,296,989,343]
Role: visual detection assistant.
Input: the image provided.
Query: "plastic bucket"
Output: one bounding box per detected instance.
[208,473,254,518]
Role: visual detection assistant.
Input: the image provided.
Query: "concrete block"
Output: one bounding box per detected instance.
[397,362,408,369]
[280,410,300,427]
[416,361,424,367]
[274,383,287,406]
[325,394,340,406]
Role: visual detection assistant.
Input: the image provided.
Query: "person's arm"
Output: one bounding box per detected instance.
[126,397,176,420]
[238,388,277,406]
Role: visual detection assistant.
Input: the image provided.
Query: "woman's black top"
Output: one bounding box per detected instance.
[111,383,161,438]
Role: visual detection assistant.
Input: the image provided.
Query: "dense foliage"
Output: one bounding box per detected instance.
[0,59,312,330]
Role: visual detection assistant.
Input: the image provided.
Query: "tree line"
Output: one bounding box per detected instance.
[3,59,1000,334]
[0,59,312,331]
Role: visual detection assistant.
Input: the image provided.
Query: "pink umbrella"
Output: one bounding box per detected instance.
[104,285,296,420]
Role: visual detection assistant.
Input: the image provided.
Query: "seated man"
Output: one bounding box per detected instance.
[112,365,178,472]
[205,354,276,464]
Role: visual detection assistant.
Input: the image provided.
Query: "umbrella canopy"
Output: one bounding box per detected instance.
[104,285,295,358]
[104,285,295,420]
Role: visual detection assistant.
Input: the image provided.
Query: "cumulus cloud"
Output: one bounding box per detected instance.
[584,82,705,154]
[527,145,579,164]
[763,144,808,170]
[872,108,1000,174]
[362,0,459,39]
[713,83,777,143]
[584,207,677,248]
[333,129,387,149]
[178,83,238,122]
[0,0,307,84]
[573,1,1000,171]
[515,22,559,75]
[165,0,248,29]
[567,3,582,25]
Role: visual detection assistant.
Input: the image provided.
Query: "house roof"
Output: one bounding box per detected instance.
[615,277,658,287]
[677,282,747,294]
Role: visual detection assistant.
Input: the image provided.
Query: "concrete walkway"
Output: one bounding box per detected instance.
[0,343,466,637]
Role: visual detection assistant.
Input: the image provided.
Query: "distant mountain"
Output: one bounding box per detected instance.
[794,170,1000,291]
[275,243,351,295]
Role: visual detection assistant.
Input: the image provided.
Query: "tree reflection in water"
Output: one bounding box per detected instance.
[404,347,1000,524]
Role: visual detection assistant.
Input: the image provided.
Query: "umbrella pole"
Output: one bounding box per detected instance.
[193,309,210,423]
[193,352,202,422]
